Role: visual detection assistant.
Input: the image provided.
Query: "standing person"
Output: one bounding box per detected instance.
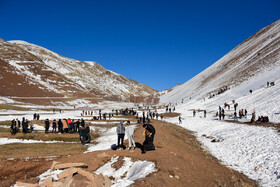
[116,120,125,149]
[99,110,102,120]
[16,118,21,131]
[204,110,206,118]
[179,116,182,124]
[33,113,36,120]
[44,119,50,133]
[52,119,57,133]
[62,119,68,133]
[222,109,225,120]
[37,114,40,120]
[11,119,17,135]
[76,119,81,133]
[126,121,136,150]
[22,117,27,133]
[251,109,256,123]
[81,118,85,128]
[58,119,63,133]
[193,110,196,117]
[67,118,72,132]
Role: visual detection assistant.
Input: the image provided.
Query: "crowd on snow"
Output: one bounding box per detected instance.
[10,108,159,154]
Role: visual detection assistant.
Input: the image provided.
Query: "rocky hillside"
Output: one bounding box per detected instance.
[161,19,280,104]
[0,39,158,104]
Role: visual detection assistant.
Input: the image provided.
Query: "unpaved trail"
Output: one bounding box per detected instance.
[0,117,257,186]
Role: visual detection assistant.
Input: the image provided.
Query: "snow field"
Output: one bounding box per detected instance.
[162,107,280,187]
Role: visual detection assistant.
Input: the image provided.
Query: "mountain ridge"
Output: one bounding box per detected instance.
[0,39,159,105]
[160,19,280,104]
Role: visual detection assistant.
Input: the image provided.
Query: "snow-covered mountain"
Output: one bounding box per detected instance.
[0,39,158,104]
[161,20,280,115]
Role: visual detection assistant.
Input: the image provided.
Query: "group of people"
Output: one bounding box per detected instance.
[10,117,33,135]
[136,110,161,124]
[116,120,156,154]
[44,118,86,134]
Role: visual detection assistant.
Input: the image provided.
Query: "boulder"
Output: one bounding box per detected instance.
[57,168,78,180]
[76,168,97,182]
[16,181,39,187]
[39,177,53,187]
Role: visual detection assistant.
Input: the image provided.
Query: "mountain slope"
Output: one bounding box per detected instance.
[161,19,280,105]
[0,39,158,104]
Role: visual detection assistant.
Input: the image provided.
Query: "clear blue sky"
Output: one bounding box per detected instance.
[1,0,279,91]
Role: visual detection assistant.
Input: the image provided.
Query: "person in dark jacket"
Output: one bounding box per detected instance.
[52,119,57,133]
[45,119,50,133]
[138,124,156,154]
[116,120,125,149]
[11,119,17,135]
[143,123,156,142]
[58,119,63,133]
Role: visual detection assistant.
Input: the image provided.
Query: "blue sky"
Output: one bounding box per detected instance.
[1,0,279,91]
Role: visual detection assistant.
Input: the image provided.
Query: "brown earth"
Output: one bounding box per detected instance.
[0,117,257,187]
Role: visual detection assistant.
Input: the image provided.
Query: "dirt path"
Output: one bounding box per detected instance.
[0,117,258,186]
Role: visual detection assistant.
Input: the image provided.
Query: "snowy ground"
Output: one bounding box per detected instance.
[0,99,137,122]
[0,137,66,145]
[160,104,280,187]
[95,156,157,187]
[31,156,156,187]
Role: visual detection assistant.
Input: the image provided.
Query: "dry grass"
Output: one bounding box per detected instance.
[0,104,28,111]
[0,143,86,160]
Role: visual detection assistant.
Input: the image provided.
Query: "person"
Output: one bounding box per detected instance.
[11,119,17,135]
[179,116,182,124]
[251,109,256,123]
[52,119,57,133]
[62,119,68,133]
[221,109,225,120]
[44,119,50,133]
[193,110,196,117]
[116,120,125,149]
[58,119,63,133]
[204,110,206,118]
[76,119,81,133]
[143,123,156,142]
[33,113,36,120]
[126,121,136,150]
[36,114,40,120]
[16,118,21,132]
[138,124,156,154]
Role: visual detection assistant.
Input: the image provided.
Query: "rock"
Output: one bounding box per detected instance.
[63,178,73,187]
[54,163,88,170]
[97,152,110,158]
[92,174,106,187]
[104,175,112,187]
[51,182,64,187]
[40,177,53,187]
[16,181,39,187]
[50,161,60,172]
[57,168,78,180]
[76,168,97,182]
[201,134,207,137]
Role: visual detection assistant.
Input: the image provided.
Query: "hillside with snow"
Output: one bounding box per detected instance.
[161,20,280,122]
[0,39,158,104]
